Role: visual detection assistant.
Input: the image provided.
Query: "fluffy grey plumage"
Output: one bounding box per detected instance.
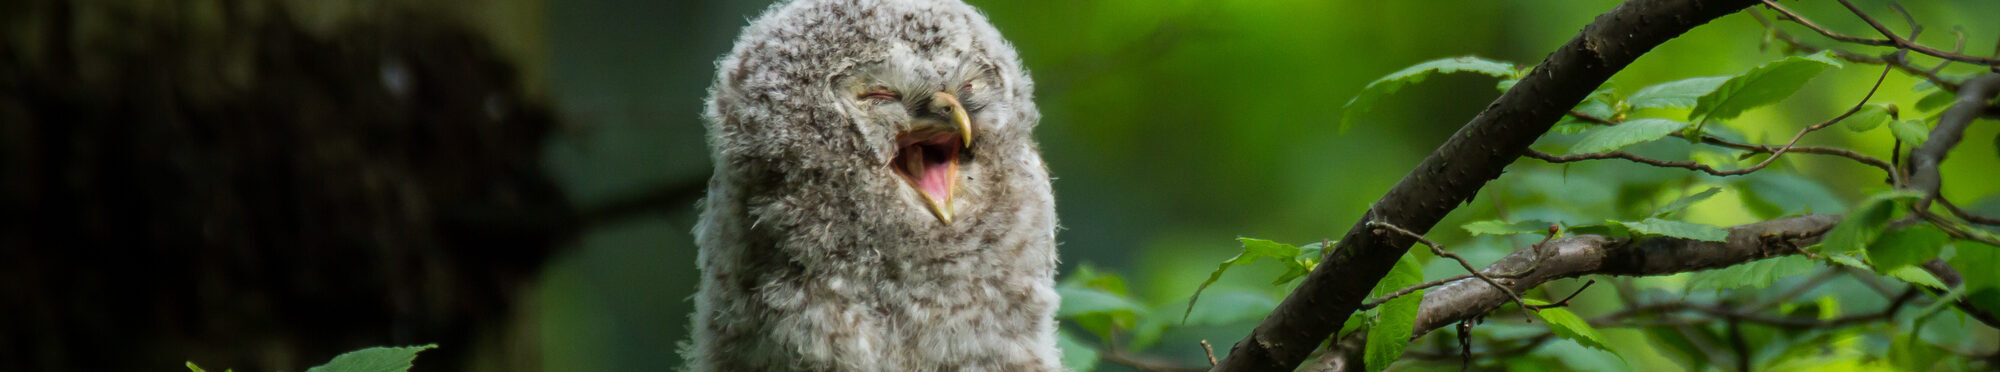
[690,0,1060,371]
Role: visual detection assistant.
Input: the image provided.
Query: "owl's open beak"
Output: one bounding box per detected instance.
[892,92,974,225]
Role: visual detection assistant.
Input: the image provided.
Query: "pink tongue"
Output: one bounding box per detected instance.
[916,154,952,205]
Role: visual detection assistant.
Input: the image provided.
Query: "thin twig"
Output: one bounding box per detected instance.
[1536,64,1894,178]
[1526,280,1597,310]
[1832,0,2000,65]
[1362,274,1485,310]
[1201,340,1218,367]
[1366,221,1534,313]
[1941,197,2000,226]
[1750,7,1963,92]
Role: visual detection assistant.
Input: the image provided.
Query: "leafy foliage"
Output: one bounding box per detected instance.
[1688,52,1841,123]
[1569,118,1689,154]
[306,345,438,372]
[1184,238,1324,322]
[1841,103,1895,132]
[1524,300,1616,356]
[1686,255,1818,292]
[190,345,436,372]
[1610,218,1728,242]
[1339,56,1521,132]
[1628,76,1729,109]
[1362,250,1426,372]
[1364,290,1423,372]
[1652,187,1722,218]
[1819,190,1921,254]
[1865,224,1947,272]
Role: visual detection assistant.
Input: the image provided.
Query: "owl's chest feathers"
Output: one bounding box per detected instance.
[751,244,1056,370]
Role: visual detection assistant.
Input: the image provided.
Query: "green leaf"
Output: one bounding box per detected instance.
[1371,251,1425,298]
[1653,187,1723,218]
[1611,218,1729,242]
[1185,238,1309,322]
[1569,118,1689,154]
[305,344,437,372]
[1057,286,1148,319]
[1462,219,1553,236]
[1888,265,1947,290]
[1949,240,2000,314]
[185,362,230,372]
[1735,173,1844,219]
[1915,89,1953,115]
[1820,190,1921,254]
[1841,103,1896,132]
[1340,56,1519,132]
[1277,241,1330,285]
[1689,52,1841,122]
[1057,329,1100,372]
[1180,289,1278,326]
[1687,255,1818,292]
[1525,299,1617,355]
[1629,76,1730,109]
[1337,311,1367,339]
[1890,119,1930,147]
[1364,289,1424,372]
[1866,224,1947,272]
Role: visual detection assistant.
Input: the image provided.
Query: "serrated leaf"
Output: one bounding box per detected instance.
[1525,299,1617,355]
[1462,219,1553,236]
[1890,119,1930,147]
[1866,224,1947,272]
[1057,329,1100,372]
[1653,187,1723,218]
[1611,217,1729,242]
[1690,52,1841,122]
[1821,190,1921,254]
[1888,266,1947,290]
[1842,103,1895,132]
[1569,118,1689,154]
[1630,76,1730,109]
[1341,56,1519,132]
[1364,290,1424,372]
[1687,255,1819,292]
[1185,238,1306,322]
[305,344,437,372]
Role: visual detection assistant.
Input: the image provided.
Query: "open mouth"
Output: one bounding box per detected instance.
[893,130,964,224]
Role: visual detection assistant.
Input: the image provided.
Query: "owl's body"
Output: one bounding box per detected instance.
[691,0,1060,371]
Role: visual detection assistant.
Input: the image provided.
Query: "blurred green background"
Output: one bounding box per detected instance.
[527,0,2000,370]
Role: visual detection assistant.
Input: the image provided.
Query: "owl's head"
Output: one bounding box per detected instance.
[704,0,1046,245]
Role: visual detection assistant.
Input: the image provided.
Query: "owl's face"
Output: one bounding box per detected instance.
[831,44,1013,224]
[707,0,1043,238]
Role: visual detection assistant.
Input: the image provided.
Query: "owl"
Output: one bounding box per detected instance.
[688,0,1061,371]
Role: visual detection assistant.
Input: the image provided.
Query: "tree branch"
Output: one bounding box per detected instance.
[1906,73,2000,211]
[1213,0,1764,369]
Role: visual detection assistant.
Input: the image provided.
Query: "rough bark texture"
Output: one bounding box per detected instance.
[1214,0,1762,370]
[1305,215,1839,371]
